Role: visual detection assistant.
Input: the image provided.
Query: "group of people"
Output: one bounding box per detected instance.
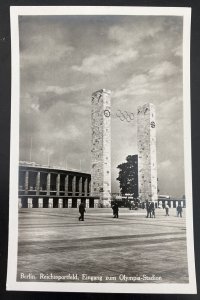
[146,201,156,218]
[78,200,183,221]
[145,201,183,218]
[78,201,120,221]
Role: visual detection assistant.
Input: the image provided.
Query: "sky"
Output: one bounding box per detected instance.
[18,14,184,197]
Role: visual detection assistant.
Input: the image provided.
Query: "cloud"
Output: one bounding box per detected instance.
[108,23,161,46]
[46,84,85,95]
[20,35,74,68]
[72,49,138,75]
[113,74,149,98]
[149,61,178,78]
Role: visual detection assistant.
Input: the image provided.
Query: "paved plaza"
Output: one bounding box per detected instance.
[17,207,188,283]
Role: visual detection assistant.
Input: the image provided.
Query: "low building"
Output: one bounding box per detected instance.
[18,161,99,208]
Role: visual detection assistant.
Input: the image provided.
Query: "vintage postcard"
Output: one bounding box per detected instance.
[7,6,196,293]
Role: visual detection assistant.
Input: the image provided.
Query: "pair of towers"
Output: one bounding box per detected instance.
[91,89,158,207]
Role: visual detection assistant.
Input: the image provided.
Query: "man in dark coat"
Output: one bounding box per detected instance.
[146,201,151,218]
[112,202,119,218]
[177,204,183,217]
[150,202,155,218]
[79,201,86,221]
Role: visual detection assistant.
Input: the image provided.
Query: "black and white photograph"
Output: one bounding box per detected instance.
[7,6,196,293]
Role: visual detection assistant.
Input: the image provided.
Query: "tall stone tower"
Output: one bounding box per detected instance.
[91,89,111,207]
[137,103,158,202]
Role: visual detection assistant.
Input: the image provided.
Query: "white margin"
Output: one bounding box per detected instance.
[7,6,196,294]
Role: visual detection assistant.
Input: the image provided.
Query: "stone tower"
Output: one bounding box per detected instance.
[137,103,158,202]
[91,89,111,207]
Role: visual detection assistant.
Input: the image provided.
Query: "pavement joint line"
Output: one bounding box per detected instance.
[19,220,186,230]
[18,237,186,256]
[18,231,185,245]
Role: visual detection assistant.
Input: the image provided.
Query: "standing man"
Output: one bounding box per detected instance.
[146,201,151,218]
[177,204,183,217]
[150,202,155,218]
[165,203,169,216]
[79,201,86,221]
[112,202,119,218]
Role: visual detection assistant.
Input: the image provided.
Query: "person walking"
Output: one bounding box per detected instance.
[79,201,86,221]
[146,201,151,218]
[112,202,119,218]
[177,204,183,217]
[165,203,169,216]
[150,202,155,218]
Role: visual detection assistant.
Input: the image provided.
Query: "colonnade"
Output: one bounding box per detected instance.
[19,169,91,197]
[18,197,100,209]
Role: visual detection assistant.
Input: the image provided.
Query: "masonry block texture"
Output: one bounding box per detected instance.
[137,103,158,202]
[91,89,111,207]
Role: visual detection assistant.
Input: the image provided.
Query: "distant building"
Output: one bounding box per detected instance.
[18,161,100,208]
[158,195,186,208]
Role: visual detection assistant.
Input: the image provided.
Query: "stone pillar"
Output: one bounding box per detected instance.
[72,176,76,196]
[68,198,72,208]
[58,198,63,208]
[77,198,81,208]
[65,175,69,196]
[25,171,29,194]
[79,177,82,196]
[28,198,32,208]
[18,198,22,208]
[91,89,111,207]
[38,198,43,208]
[84,178,88,196]
[86,198,89,208]
[94,199,99,208]
[36,172,40,196]
[137,103,157,203]
[47,173,51,196]
[56,174,60,196]
[88,179,91,196]
[48,198,53,208]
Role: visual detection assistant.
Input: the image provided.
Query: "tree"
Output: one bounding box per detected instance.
[116,155,138,197]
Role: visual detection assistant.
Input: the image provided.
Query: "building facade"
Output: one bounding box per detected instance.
[18,162,99,208]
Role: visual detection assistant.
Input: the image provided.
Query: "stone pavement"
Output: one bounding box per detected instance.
[17,207,188,283]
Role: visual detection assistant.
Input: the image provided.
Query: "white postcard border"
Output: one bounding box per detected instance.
[7,6,196,294]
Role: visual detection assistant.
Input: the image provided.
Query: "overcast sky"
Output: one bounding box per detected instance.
[19,15,184,197]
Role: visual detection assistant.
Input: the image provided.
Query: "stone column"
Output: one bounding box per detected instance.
[91,89,111,207]
[28,198,33,208]
[68,198,72,208]
[137,103,157,203]
[47,173,51,196]
[48,198,53,208]
[36,172,40,195]
[84,178,88,196]
[79,177,82,196]
[58,198,63,208]
[88,179,91,196]
[25,171,29,194]
[72,176,76,196]
[65,175,69,196]
[18,198,22,208]
[77,198,81,208]
[86,198,89,208]
[38,198,43,208]
[56,174,60,196]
